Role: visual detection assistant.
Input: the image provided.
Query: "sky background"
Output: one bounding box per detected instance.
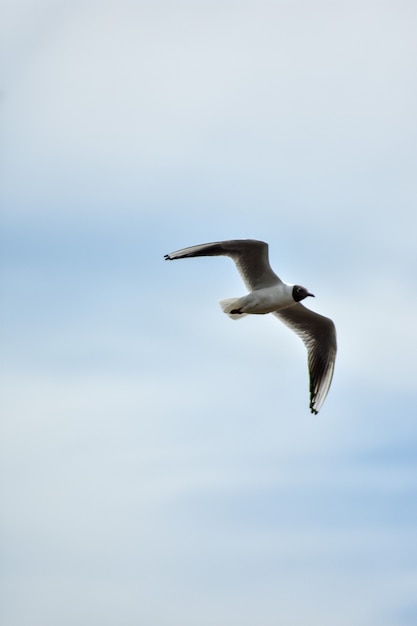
[1,1,417,625]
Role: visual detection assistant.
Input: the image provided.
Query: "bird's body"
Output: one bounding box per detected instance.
[164,239,336,414]
[219,283,297,318]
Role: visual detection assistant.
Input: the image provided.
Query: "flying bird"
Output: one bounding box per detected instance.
[164,239,336,414]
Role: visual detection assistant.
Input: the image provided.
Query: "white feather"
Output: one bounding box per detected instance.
[218,298,248,320]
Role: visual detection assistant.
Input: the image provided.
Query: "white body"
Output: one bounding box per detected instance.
[219,283,295,319]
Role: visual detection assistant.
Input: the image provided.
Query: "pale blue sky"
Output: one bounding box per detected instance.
[1,2,417,625]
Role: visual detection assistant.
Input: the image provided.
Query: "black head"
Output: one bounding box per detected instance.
[292,285,315,302]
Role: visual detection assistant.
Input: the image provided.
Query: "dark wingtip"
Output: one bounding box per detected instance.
[164,254,171,260]
[310,400,319,415]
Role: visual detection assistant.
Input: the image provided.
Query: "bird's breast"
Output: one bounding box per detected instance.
[240,285,294,314]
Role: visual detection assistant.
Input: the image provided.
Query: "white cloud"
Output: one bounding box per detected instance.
[1,1,416,221]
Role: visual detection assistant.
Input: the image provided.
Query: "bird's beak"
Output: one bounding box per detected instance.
[308,292,315,298]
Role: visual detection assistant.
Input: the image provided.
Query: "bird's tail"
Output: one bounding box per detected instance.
[219,298,248,320]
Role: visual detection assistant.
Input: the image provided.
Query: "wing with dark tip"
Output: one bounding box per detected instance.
[164,239,282,290]
[273,304,336,414]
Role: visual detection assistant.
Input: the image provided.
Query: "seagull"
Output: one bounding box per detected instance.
[164,239,336,414]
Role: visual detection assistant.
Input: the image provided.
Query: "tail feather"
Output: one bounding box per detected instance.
[219,298,248,320]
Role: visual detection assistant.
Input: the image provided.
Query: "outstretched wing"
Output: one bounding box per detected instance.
[164,239,282,291]
[274,304,337,414]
